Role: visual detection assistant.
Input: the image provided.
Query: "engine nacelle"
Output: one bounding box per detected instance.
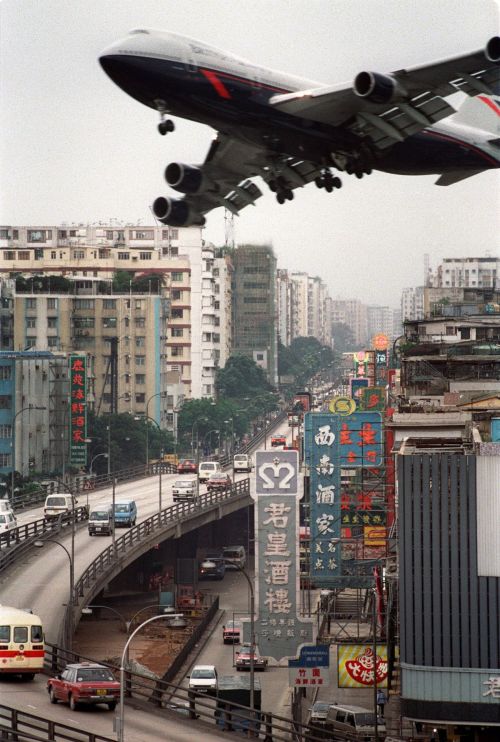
[485,36,500,62]
[165,162,211,194]
[152,196,205,227]
[353,71,406,104]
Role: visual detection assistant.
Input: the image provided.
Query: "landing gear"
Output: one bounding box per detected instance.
[268,176,294,204]
[276,188,294,204]
[158,119,175,135]
[315,170,342,192]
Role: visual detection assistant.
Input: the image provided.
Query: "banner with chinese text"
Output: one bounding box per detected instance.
[69,355,87,466]
[340,411,384,467]
[304,413,341,585]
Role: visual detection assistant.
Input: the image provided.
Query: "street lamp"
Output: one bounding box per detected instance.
[202,428,220,456]
[145,391,167,472]
[34,537,74,650]
[10,404,46,504]
[117,613,184,742]
[135,414,165,515]
[191,417,208,508]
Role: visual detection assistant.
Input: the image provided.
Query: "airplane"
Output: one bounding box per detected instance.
[99,30,500,227]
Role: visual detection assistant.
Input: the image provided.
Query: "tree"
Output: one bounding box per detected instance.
[215,354,272,398]
[278,337,335,387]
[331,323,359,354]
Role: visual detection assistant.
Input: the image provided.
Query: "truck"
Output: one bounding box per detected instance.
[214,676,262,733]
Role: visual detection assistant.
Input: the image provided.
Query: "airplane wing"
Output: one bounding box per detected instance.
[270,39,500,150]
[161,133,326,220]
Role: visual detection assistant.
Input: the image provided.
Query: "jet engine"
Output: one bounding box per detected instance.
[485,36,500,62]
[353,72,406,104]
[165,163,211,194]
[152,196,205,227]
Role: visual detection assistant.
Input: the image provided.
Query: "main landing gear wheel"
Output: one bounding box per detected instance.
[315,171,342,191]
[158,119,175,135]
[276,189,294,204]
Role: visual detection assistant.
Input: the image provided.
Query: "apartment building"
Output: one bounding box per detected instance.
[429,256,500,290]
[231,244,278,385]
[401,286,425,321]
[331,298,368,346]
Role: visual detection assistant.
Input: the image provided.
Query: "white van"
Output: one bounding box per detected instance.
[44,493,77,521]
[198,461,221,482]
[0,511,17,534]
[233,454,252,473]
[88,504,114,536]
[0,500,12,514]
[222,545,246,570]
[326,703,386,740]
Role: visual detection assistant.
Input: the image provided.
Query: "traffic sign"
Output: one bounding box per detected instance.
[255,451,299,495]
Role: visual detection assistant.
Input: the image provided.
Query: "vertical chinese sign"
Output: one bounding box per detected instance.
[304,413,341,586]
[339,411,383,467]
[251,450,313,660]
[69,355,87,467]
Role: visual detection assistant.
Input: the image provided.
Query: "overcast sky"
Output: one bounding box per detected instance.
[1,0,499,306]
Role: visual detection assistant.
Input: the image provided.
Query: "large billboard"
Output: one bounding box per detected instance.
[338,644,388,688]
[69,355,87,467]
[340,411,384,467]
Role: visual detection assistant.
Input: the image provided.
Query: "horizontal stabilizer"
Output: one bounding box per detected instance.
[435,169,485,186]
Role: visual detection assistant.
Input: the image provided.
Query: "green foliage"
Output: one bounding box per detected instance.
[331,323,360,354]
[86,411,174,473]
[14,274,73,293]
[111,271,164,293]
[215,354,272,398]
[278,337,335,387]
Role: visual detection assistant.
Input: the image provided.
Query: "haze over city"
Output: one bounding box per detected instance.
[1,0,499,306]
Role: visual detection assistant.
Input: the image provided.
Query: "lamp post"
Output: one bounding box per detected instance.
[135,413,165,515]
[202,428,220,457]
[226,561,256,711]
[10,404,46,504]
[191,417,207,508]
[34,537,74,650]
[117,613,184,742]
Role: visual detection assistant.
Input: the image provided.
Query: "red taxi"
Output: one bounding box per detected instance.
[47,662,120,711]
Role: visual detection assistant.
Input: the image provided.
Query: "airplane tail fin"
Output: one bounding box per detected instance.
[453,90,500,135]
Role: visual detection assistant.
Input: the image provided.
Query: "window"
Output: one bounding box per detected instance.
[244,297,266,304]
[0,453,11,467]
[135,393,145,403]
[171,346,183,357]
[134,317,145,328]
[13,230,18,239]
[47,298,57,309]
[18,251,30,260]
[51,251,56,259]
[139,252,152,260]
[0,367,11,381]
[118,252,130,260]
[171,308,184,319]
[48,318,57,329]
[135,300,144,310]
[25,298,37,310]
[103,299,116,309]
[102,317,117,328]
[73,317,94,328]
[47,337,58,348]
[74,299,94,309]
[135,337,145,348]
[27,230,51,243]
[135,355,145,366]
[171,272,183,282]
[24,339,36,349]
[26,318,36,329]
[0,396,12,409]
[171,328,183,337]
[0,424,12,437]
[58,230,67,238]
[170,229,179,239]
[132,230,154,239]
[106,231,113,240]
[171,290,182,301]
[162,229,169,239]
[135,374,146,384]
[4,251,15,260]
[73,250,85,259]
[0,229,9,239]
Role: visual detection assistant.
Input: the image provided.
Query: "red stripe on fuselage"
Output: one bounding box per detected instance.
[200,69,232,99]
[478,95,500,117]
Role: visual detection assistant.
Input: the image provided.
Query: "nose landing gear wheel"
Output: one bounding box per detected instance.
[158,119,175,135]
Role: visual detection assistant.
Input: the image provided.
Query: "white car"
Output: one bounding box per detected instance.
[198,461,221,483]
[0,510,17,534]
[172,479,196,502]
[233,454,252,473]
[188,664,218,693]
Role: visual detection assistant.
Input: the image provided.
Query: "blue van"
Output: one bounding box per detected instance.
[113,500,137,527]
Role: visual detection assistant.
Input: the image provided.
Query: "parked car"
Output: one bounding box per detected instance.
[172,478,197,502]
[235,644,268,671]
[206,472,232,491]
[198,461,221,482]
[222,619,242,644]
[309,701,333,725]
[270,435,287,447]
[47,662,120,710]
[177,459,197,474]
[188,664,218,693]
[198,554,226,580]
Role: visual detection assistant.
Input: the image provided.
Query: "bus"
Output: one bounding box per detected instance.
[0,605,44,679]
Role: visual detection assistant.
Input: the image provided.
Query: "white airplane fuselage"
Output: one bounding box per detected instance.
[100,28,500,177]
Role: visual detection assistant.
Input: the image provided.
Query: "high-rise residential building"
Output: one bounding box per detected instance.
[367,305,402,342]
[429,256,499,290]
[401,286,425,321]
[231,244,278,385]
[331,299,368,346]
[0,223,230,409]
[290,272,309,339]
[276,269,293,347]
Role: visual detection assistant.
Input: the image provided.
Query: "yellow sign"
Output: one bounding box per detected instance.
[372,333,389,351]
[329,396,356,416]
[338,644,388,688]
[364,526,386,547]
